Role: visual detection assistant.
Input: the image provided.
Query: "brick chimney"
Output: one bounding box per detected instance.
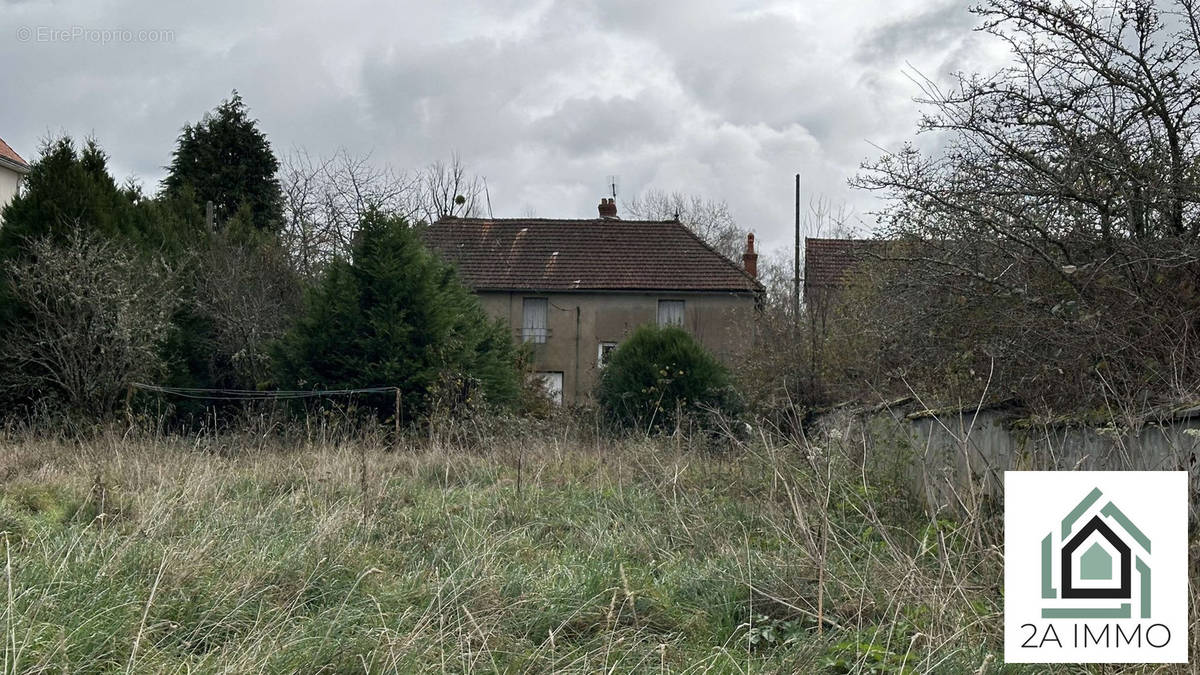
[742,233,758,279]
[598,197,618,219]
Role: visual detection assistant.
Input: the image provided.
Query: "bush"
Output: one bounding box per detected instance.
[165,216,301,393]
[0,228,179,419]
[596,324,738,431]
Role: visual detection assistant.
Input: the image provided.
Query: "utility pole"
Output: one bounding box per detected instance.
[793,173,801,331]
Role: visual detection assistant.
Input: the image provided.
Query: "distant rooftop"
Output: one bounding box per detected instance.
[425,215,761,294]
[804,237,890,293]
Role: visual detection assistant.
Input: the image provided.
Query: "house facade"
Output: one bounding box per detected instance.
[426,199,762,405]
[0,136,30,223]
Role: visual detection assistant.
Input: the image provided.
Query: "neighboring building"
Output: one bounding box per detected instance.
[426,198,763,405]
[0,136,30,224]
[803,237,890,311]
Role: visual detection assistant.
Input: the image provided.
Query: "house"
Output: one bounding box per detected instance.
[0,136,30,223]
[425,198,763,405]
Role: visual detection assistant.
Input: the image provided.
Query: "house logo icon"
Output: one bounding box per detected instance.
[1005,471,1188,663]
[1040,487,1151,620]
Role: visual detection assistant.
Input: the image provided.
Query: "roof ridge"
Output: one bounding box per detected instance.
[804,236,882,243]
[438,217,679,225]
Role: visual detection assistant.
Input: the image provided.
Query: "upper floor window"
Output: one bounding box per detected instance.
[522,297,548,343]
[657,299,685,327]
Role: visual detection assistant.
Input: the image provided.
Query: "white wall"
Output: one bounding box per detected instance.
[0,166,22,223]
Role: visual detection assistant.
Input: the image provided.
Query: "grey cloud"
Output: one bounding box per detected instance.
[530,94,678,155]
[855,2,977,66]
[0,0,1009,251]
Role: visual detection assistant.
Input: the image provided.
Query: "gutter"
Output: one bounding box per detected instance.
[0,157,29,175]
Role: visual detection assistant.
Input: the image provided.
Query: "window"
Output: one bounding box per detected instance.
[535,371,563,405]
[657,299,685,327]
[522,297,548,343]
[597,342,618,368]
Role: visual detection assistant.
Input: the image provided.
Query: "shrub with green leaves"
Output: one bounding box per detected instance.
[596,324,738,431]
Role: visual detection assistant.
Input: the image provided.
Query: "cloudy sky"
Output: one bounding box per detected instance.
[2,0,1009,253]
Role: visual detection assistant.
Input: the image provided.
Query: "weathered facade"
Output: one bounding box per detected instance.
[426,200,762,405]
[474,290,755,404]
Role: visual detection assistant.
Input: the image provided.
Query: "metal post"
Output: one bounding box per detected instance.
[574,306,581,405]
[794,173,801,329]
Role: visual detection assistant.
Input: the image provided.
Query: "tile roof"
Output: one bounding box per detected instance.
[804,237,889,291]
[0,136,28,172]
[425,217,761,293]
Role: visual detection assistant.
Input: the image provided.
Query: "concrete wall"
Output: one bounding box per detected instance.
[857,408,1200,522]
[477,290,757,405]
[0,166,21,223]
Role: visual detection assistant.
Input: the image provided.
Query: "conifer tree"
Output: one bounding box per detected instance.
[0,138,184,415]
[158,94,299,400]
[0,137,138,262]
[162,91,283,232]
[275,211,520,420]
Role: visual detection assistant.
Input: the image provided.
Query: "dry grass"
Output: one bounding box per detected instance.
[0,415,1192,673]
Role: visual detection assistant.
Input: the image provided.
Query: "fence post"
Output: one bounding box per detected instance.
[394,388,401,437]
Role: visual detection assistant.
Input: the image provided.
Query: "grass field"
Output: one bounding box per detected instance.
[0,416,1192,673]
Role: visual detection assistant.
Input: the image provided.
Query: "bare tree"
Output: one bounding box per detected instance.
[280,150,488,275]
[279,148,336,277]
[0,228,178,417]
[732,197,856,415]
[419,152,483,223]
[850,0,1200,410]
[280,148,422,277]
[625,189,747,261]
[858,0,1200,249]
[192,227,302,387]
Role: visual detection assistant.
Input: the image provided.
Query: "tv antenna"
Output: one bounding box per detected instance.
[606,175,619,200]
